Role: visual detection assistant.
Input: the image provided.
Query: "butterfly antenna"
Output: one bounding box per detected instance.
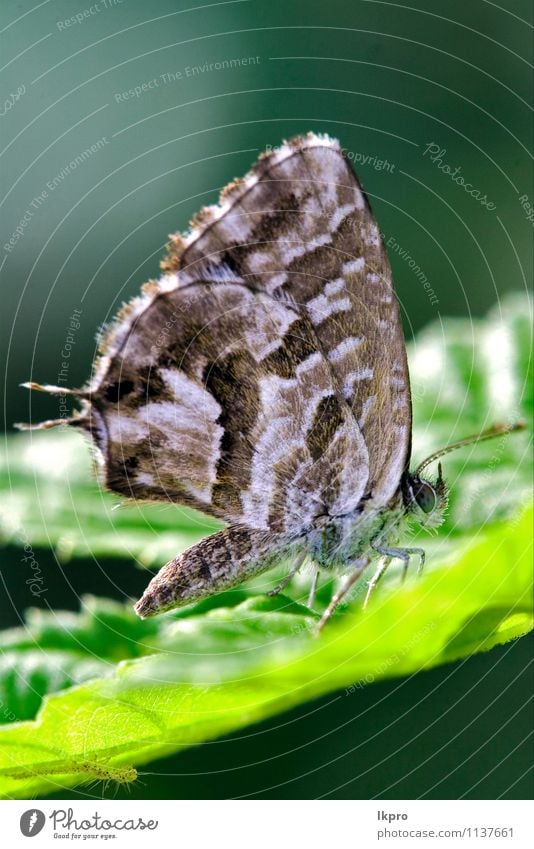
[415,420,526,477]
[20,381,87,396]
[15,381,90,431]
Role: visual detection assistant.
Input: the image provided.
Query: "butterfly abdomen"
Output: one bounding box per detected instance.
[134,526,297,618]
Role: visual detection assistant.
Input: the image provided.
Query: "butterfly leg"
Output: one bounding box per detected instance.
[415,548,426,576]
[307,566,320,609]
[373,546,425,584]
[317,558,369,632]
[400,547,425,581]
[267,551,307,597]
[363,556,392,608]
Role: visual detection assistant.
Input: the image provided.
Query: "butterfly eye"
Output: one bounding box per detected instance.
[413,480,438,514]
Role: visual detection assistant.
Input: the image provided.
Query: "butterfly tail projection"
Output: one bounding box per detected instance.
[134,526,299,618]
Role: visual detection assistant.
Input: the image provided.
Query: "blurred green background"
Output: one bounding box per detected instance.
[1,0,532,799]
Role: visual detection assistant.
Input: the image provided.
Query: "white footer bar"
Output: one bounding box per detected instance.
[3,799,533,847]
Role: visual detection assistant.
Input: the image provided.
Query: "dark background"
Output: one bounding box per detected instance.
[1,0,532,799]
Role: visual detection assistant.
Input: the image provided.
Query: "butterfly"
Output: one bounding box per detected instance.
[21,133,522,628]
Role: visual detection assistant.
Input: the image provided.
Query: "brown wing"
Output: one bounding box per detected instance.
[81,276,368,534]
[162,133,411,509]
[63,132,409,530]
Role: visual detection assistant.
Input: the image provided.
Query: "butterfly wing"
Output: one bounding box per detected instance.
[74,133,408,531]
[83,274,368,533]
[162,133,412,510]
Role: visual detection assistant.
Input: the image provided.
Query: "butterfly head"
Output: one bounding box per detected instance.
[402,463,449,529]
[400,420,526,530]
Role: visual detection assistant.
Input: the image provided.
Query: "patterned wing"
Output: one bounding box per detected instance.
[63,132,409,531]
[80,274,368,534]
[162,133,412,509]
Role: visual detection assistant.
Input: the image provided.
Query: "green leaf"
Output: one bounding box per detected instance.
[0,505,531,799]
[0,596,161,660]
[0,293,531,797]
[0,650,108,725]
[0,434,221,565]
[0,597,165,726]
[409,294,532,531]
